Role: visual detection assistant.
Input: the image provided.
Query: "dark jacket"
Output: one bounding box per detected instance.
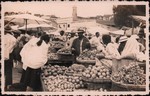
[72,36,91,56]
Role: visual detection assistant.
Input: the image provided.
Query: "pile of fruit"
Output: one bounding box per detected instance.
[112,63,146,85]
[77,49,104,60]
[41,64,85,91]
[42,65,68,76]
[82,64,111,80]
[57,47,72,54]
[42,75,84,92]
[48,53,59,60]
[42,76,74,92]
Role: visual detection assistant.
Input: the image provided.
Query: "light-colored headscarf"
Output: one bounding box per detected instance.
[121,35,146,61]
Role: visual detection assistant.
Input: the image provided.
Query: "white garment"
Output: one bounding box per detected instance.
[90,36,104,51]
[121,35,146,61]
[90,36,101,46]
[4,33,16,60]
[104,43,120,59]
[20,38,49,69]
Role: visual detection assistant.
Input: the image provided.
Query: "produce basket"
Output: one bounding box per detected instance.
[82,77,112,91]
[58,53,74,61]
[112,59,137,75]
[112,59,146,74]
[82,76,111,83]
[76,58,95,66]
[111,79,146,91]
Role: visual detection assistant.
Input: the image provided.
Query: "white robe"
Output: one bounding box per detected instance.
[4,33,16,60]
[20,38,49,70]
[121,35,146,61]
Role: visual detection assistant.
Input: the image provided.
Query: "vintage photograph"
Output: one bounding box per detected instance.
[1,1,149,95]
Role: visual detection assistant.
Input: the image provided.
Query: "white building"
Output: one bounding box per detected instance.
[56,6,100,32]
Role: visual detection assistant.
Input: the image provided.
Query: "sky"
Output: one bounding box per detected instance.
[3,2,114,17]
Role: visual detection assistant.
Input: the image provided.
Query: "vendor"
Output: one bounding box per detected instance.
[96,35,120,69]
[20,34,50,91]
[71,29,91,57]
[120,35,146,61]
[4,26,17,90]
[90,32,104,51]
[118,36,128,54]
[102,35,120,59]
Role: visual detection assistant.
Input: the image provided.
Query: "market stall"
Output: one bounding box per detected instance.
[41,45,146,92]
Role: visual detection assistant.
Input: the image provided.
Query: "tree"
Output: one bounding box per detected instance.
[113,5,146,28]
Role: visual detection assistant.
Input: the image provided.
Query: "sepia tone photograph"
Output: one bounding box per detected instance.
[1,1,149,95]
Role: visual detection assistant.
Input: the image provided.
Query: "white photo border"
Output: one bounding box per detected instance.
[1,1,149,95]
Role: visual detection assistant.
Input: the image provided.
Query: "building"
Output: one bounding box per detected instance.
[56,6,100,32]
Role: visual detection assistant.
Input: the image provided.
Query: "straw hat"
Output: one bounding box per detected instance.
[76,29,85,33]
[119,36,128,43]
[5,25,13,32]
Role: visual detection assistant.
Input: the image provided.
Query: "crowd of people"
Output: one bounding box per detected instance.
[4,25,146,91]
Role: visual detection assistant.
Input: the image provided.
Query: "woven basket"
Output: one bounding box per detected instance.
[58,53,74,61]
[82,76,112,90]
[111,79,146,91]
[82,76,111,83]
[76,58,95,64]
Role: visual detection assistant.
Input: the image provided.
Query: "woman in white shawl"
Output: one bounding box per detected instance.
[20,34,50,91]
[120,35,146,62]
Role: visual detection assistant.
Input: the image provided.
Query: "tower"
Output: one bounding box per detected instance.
[72,6,77,21]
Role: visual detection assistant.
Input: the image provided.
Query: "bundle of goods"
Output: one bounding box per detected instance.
[111,63,146,91]
[82,64,111,90]
[76,49,104,64]
[57,47,72,55]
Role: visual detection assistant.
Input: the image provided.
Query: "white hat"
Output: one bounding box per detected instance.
[119,36,128,43]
